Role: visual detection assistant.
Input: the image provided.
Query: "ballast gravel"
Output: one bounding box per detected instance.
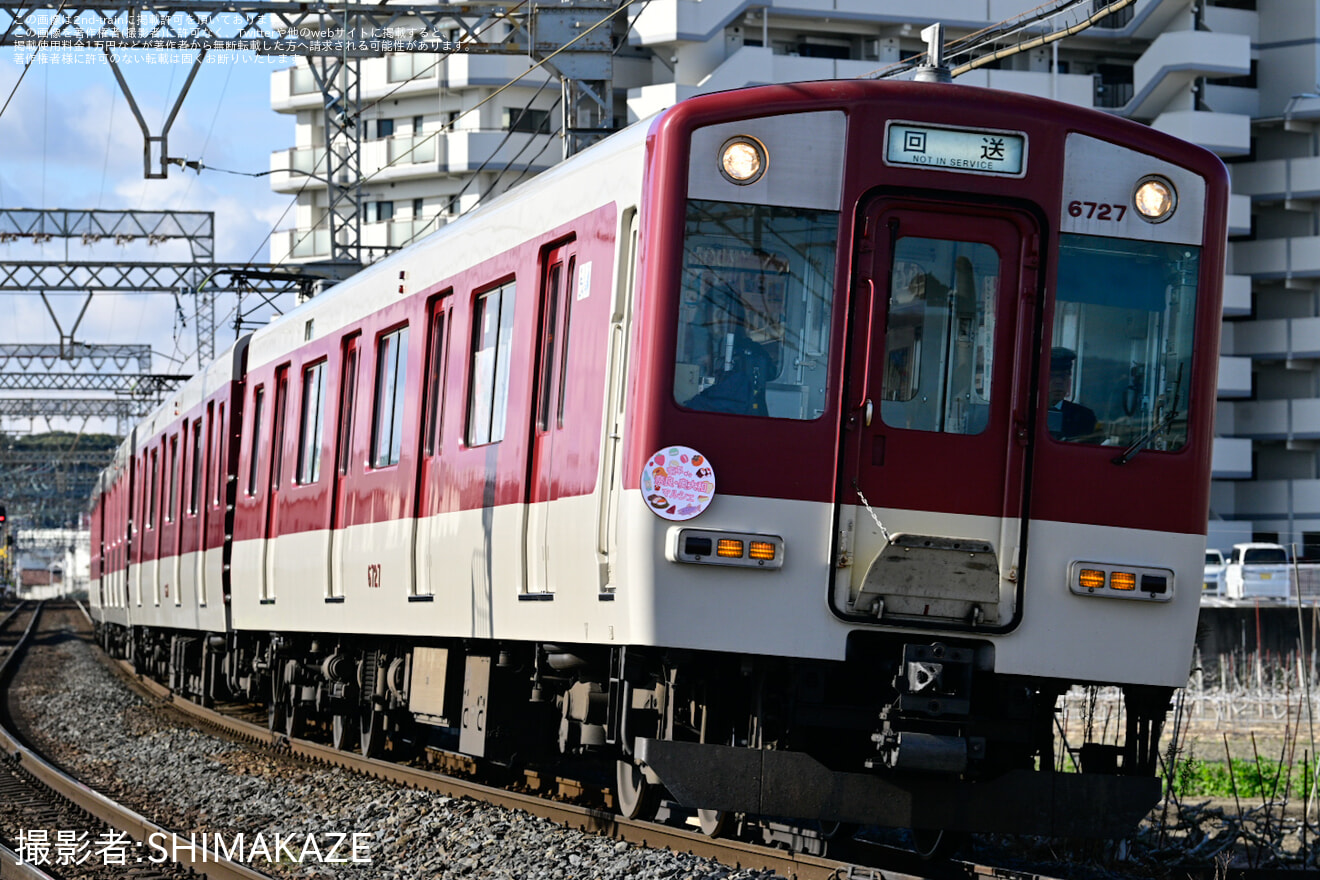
[11,621,784,880]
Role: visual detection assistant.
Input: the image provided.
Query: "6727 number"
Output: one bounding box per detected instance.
[1068,200,1126,221]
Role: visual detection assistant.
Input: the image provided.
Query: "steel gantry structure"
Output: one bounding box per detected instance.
[0,2,619,265]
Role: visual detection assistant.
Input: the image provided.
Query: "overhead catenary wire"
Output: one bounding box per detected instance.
[273,0,642,264]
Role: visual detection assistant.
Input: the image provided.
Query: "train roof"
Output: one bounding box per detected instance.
[245,113,653,371]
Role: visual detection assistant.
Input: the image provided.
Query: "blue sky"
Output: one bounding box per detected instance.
[0,50,294,429]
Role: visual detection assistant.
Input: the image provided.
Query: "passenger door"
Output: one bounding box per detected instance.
[413,297,451,598]
[262,367,290,602]
[525,242,576,594]
[838,200,1038,629]
[329,335,360,600]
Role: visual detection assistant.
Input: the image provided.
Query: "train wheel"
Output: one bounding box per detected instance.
[697,809,731,838]
[331,713,358,751]
[285,695,306,739]
[614,760,660,821]
[267,665,286,732]
[267,697,285,732]
[360,707,386,758]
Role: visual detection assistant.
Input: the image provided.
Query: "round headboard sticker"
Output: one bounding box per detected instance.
[641,446,715,521]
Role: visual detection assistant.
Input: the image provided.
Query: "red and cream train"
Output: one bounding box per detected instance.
[91,78,1228,843]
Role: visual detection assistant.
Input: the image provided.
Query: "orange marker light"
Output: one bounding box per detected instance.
[716,539,744,558]
[748,541,776,561]
[1079,569,1105,590]
[1110,571,1137,591]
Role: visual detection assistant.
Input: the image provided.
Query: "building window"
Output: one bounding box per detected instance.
[366,201,395,224]
[413,198,425,218]
[503,107,552,134]
[467,281,516,445]
[375,118,395,139]
[297,360,328,484]
[413,115,424,134]
[371,326,410,467]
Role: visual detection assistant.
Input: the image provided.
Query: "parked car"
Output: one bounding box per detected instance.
[1204,549,1226,596]
[1225,543,1292,600]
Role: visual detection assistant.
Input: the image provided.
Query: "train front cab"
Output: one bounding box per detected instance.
[624,80,1226,839]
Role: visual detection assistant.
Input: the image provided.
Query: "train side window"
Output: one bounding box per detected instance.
[557,258,575,429]
[337,336,360,475]
[371,326,409,467]
[674,200,838,419]
[423,300,451,456]
[189,417,204,515]
[213,402,225,508]
[148,447,158,528]
[166,433,179,523]
[536,262,562,433]
[467,281,516,445]
[297,360,328,484]
[880,237,999,435]
[247,386,265,496]
[271,367,290,490]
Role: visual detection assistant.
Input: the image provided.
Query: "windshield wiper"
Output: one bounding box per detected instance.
[1112,364,1182,466]
[1112,407,1179,465]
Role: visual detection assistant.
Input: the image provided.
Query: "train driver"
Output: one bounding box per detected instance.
[1046,347,1099,441]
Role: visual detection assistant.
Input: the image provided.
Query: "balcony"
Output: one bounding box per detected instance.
[269,217,445,263]
[1150,110,1251,157]
[1223,398,1320,440]
[271,227,332,262]
[1212,436,1252,480]
[271,66,321,113]
[269,146,327,193]
[1127,30,1251,121]
[1218,355,1252,399]
[1231,155,1320,206]
[1235,479,1320,518]
[1223,275,1251,317]
[1230,316,1320,361]
[1233,237,1320,284]
[1228,194,1251,238]
[270,130,554,194]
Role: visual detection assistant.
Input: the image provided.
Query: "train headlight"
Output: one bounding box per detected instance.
[719,136,767,185]
[1134,176,1176,223]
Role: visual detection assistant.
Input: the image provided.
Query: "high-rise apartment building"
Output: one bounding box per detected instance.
[269,0,1312,553]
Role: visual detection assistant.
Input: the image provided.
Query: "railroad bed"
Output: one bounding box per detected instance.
[7,605,803,880]
[0,603,263,880]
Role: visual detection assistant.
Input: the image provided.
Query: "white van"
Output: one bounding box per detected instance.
[1225,543,1292,600]
[1204,549,1226,596]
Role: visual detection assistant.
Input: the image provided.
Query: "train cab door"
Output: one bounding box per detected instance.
[838,200,1039,629]
[525,242,576,595]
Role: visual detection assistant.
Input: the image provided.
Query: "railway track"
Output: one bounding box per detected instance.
[0,602,269,880]
[79,627,1064,880]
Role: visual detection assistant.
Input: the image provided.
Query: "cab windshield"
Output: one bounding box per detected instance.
[1050,234,1200,449]
[673,199,838,420]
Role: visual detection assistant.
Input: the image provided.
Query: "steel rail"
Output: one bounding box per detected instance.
[113,661,879,880]
[99,648,1080,880]
[0,605,272,880]
[0,842,57,880]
